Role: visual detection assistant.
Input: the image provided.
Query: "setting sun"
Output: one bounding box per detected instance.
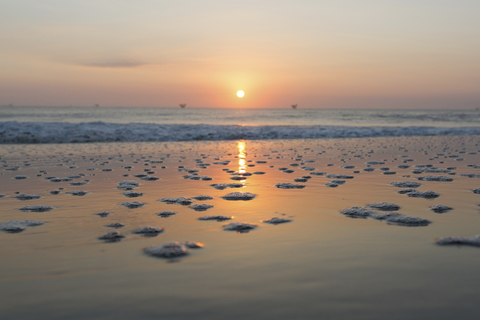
[236,90,244,98]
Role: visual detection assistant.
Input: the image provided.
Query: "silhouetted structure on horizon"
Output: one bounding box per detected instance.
[179,104,186,109]
[291,104,298,109]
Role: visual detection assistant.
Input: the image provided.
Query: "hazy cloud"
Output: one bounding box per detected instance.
[77,59,147,68]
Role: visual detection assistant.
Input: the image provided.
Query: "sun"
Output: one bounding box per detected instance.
[237,90,244,98]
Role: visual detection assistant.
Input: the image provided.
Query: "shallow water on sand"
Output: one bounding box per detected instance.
[2,136,480,320]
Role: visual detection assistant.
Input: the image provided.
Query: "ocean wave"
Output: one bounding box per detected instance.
[1,121,480,144]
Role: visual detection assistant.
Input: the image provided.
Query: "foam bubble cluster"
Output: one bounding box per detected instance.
[0,220,45,233]
[19,205,53,212]
[223,222,258,232]
[198,215,232,221]
[436,235,480,247]
[121,201,145,208]
[222,192,256,200]
[262,217,292,224]
[144,242,188,258]
[275,183,306,189]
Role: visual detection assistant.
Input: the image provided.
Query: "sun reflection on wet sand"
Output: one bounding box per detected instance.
[238,140,246,175]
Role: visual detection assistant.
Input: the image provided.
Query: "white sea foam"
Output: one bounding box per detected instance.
[190,204,214,211]
[121,201,145,208]
[340,207,375,218]
[105,222,124,228]
[262,217,292,224]
[430,204,453,213]
[19,205,53,212]
[382,213,431,226]
[96,211,112,217]
[157,210,176,217]
[390,181,422,188]
[326,174,354,179]
[133,226,164,234]
[405,190,440,199]
[182,241,204,249]
[198,215,232,221]
[223,222,258,232]
[436,235,480,247]
[0,220,45,232]
[66,190,89,196]
[366,202,401,211]
[123,191,143,198]
[144,242,188,258]
[14,194,42,200]
[417,175,454,182]
[275,183,306,189]
[340,206,431,226]
[2,121,480,143]
[192,195,214,201]
[222,192,256,200]
[159,197,193,205]
[98,230,125,241]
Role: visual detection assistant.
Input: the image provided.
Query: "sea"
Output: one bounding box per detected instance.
[0,106,479,143]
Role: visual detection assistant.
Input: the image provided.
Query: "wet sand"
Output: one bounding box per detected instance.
[2,136,480,320]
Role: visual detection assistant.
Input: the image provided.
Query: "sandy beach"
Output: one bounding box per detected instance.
[1,135,480,319]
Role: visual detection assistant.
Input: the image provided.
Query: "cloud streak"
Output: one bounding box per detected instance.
[77,59,147,68]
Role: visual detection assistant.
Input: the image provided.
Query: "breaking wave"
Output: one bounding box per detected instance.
[1,121,480,144]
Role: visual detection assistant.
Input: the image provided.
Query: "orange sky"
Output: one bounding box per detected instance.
[1,1,479,109]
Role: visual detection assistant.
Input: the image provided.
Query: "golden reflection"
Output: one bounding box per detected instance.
[237,140,246,175]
